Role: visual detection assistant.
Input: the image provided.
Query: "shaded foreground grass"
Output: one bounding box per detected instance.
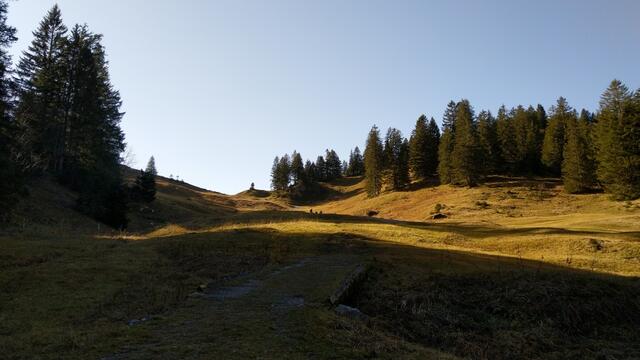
[350,251,640,359]
[2,214,640,359]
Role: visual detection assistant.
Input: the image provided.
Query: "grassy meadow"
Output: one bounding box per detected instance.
[1,175,639,359]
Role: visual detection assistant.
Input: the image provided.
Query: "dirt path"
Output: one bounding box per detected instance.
[105,253,366,359]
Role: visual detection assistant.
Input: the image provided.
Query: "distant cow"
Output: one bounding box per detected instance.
[367,210,379,217]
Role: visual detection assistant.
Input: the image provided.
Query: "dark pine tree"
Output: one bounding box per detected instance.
[438,101,457,184]
[325,149,342,181]
[450,100,480,186]
[315,155,326,182]
[15,5,68,173]
[562,111,596,193]
[132,167,156,203]
[425,117,441,176]
[496,105,517,174]
[145,156,157,176]
[442,101,457,132]
[595,80,640,200]
[384,127,409,190]
[364,125,383,197]
[270,156,280,190]
[346,146,364,176]
[290,151,304,185]
[542,97,574,175]
[477,110,498,175]
[303,160,316,184]
[0,0,18,221]
[409,115,429,180]
[438,129,454,184]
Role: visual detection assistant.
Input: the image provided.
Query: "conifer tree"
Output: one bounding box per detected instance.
[398,138,410,188]
[270,156,280,190]
[290,151,304,185]
[477,110,498,174]
[145,156,157,176]
[0,0,18,220]
[595,80,640,199]
[450,100,480,186]
[542,97,574,175]
[364,125,383,197]
[496,105,518,173]
[303,160,316,183]
[315,156,326,182]
[324,149,342,180]
[132,168,156,203]
[15,5,68,172]
[512,105,539,173]
[12,6,128,227]
[442,101,457,131]
[384,127,409,189]
[346,146,364,176]
[438,101,457,183]
[562,111,596,193]
[276,154,291,191]
[409,115,429,180]
[425,117,441,176]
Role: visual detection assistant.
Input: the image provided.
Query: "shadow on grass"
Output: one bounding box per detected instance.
[3,225,639,359]
[138,228,640,359]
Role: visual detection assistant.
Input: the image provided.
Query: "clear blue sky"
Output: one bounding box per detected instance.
[7,1,639,194]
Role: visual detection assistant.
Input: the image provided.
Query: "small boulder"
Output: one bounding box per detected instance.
[335,304,368,321]
[367,210,379,217]
[431,213,448,220]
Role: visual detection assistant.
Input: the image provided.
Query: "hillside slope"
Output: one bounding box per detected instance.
[5,168,290,235]
[2,174,639,359]
[307,176,640,275]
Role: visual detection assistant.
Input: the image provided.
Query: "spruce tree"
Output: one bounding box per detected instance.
[315,156,326,182]
[595,80,640,199]
[477,110,498,175]
[324,149,342,180]
[384,127,409,190]
[270,156,280,190]
[442,101,457,131]
[346,146,364,176]
[398,138,410,188]
[542,97,574,175]
[364,125,383,197]
[512,105,540,173]
[438,101,457,183]
[15,5,68,172]
[290,151,304,185]
[276,154,291,191]
[0,0,18,220]
[132,168,156,203]
[145,156,157,176]
[496,105,517,173]
[450,100,480,186]
[562,111,596,193]
[304,160,316,183]
[438,130,454,184]
[409,115,429,180]
[425,117,441,176]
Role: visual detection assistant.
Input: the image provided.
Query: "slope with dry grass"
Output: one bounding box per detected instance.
[1,174,639,359]
[309,176,640,276]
